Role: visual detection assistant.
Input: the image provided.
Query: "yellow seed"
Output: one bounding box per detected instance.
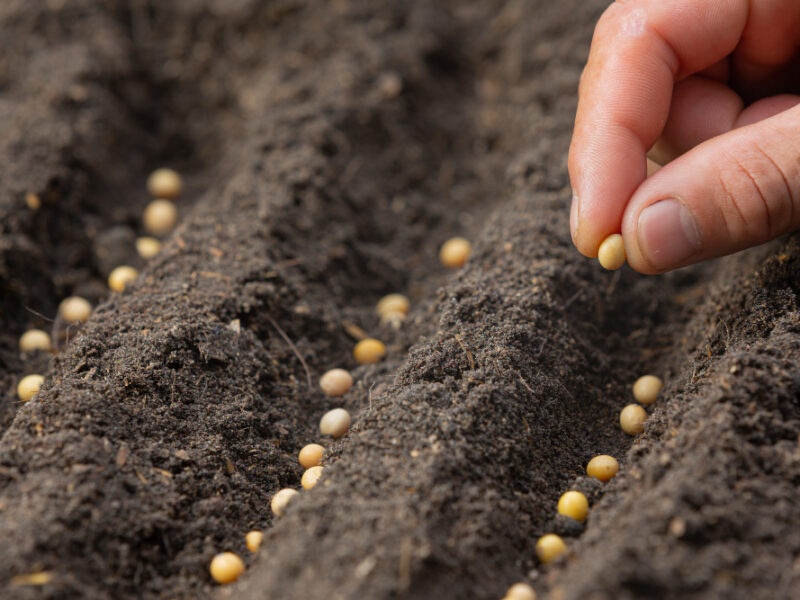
[147,168,183,199]
[633,375,663,405]
[597,234,626,270]
[557,491,589,522]
[505,582,537,600]
[245,530,263,553]
[535,534,567,564]
[143,199,178,236]
[19,329,52,353]
[209,552,244,584]
[353,338,386,364]
[298,443,324,469]
[135,236,162,259]
[59,296,92,323]
[620,404,647,435]
[108,266,139,292]
[319,368,353,397]
[17,374,44,402]
[25,192,41,211]
[439,237,472,268]
[380,310,406,328]
[301,465,324,490]
[319,408,351,438]
[270,488,299,516]
[376,293,410,317]
[586,455,619,482]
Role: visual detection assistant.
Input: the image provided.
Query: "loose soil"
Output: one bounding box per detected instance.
[1,1,799,599]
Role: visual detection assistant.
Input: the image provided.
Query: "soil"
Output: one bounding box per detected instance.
[1,1,799,599]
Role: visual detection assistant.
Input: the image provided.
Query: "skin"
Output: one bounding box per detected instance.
[569,0,800,273]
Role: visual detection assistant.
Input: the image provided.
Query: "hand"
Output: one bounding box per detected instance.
[568,0,800,273]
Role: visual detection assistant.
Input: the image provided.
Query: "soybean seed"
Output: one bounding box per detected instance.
[376,293,410,317]
[135,236,162,259]
[147,168,183,199]
[505,582,537,600]
[17,374,44,402]
[319,368,353,397]
[143,199,178,236]
[586,455,619,482]
[59,296,92,323]
[633,375,662,405]
[209,552,244,585]
[353,338,386,364]
[298,443,324,469]
[620,404,647,435]
[19,329,52,353]
[535,534,567,564]
[108,266,139,292]
[301,465,324,490]
[245,530,263,553]
[270,488,299,516]
[319,408,351,438]
[439,237,472,268]
[557,491,589,522]
[597,234,626,270]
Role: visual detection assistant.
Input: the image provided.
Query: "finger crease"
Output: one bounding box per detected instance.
[753,140,795,235]
[733,156,771,238]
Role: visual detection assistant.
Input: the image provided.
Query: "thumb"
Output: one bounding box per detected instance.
[622,103,800,274]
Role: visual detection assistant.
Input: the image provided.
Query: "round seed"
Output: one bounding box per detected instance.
[633,374,663,405]
[597,234,626,270]
[376,293,410,317]
[586,455,619,482]
[620,404,647,435]
[270,488,299,516]
[135,236,162,259]
[19,329,52,353]
[59,296,92,323]
[319,408,351,438]
[353,338,386,364]
[380,310,406,328]
[209,552,244,584]
[301,465,324,490]
[143,199,178,236]
[535,534,567,564]
[17,374,44,402]
[108,266,139,292]
[505,582,537,600]
[245,530,263,553]
[298,443,324,469]
[439,237,472,268]
[319,368,353,397]
[557,491,589,522]
[147,168,183,199]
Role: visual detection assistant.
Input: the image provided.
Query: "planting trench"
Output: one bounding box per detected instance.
[1,1,800,599]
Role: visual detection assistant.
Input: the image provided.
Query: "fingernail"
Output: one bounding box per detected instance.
[637,199,701,270]
[570,193,580,242]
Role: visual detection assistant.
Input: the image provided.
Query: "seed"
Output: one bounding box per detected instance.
[535,534,567,564]
[380,311,406,328]
[319,368,353,397]
[597,233,626,270]
[353,338,386,364]
[586,455,619,482]
[439,237,472,268]
[17,374,44,402]
[209,552,244,584]
[376,293,410,317]
[620,404,647,435]
[25,192,41,211]
[505,582,537,600]
[319,408,351,438]
[59,296,92,323]
[301,465,324,490]
[298,443,324,468]
[135,236,162,259]
[557,491,589,522]
[143,199,178,236]
[245,530,263,553]
[147,168,183,199]
[19,329,52,352]
[108,266,139,292]
[270,488,299,516]
[633,374,663,405]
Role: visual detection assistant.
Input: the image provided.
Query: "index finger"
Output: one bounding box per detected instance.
[568,0,748,257]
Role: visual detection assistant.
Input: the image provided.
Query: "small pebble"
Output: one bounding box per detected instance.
[270,488,299,516]
[209,552,244,584]
[17,374,44,402]
[557,491,589,522]
[108,266,139,292]
[136,236,162,259]
[245,530,263,553]
[319,368,353,397]
[353,338,386,364]
[439,237,472,268]
[504,582,537,600]
[301,465,324,490]
[633,374,663,405]
[143,199,178,236]
[586,455,619,482]
[298,443,324,469]
[620,404,647,435]
[147,168,183,199]
[597,234,626,270]
[59,296,92,323]
[535,534,567,564]
[19,329,52,353]
[376,293,410,317]
[320,408,351,438]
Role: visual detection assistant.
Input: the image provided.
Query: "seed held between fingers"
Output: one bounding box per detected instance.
[17,374,44,402]
[633,375,662,405]
[620,404,647,435]
[209,552,244,584]
[301,465,324,490]
[597,234,626,270]
[319,408,351,438]
[298,444,324,469]
[535,534,567,564]
[557,491,589,522]
[586,455,619,482]
[270,488,299,516]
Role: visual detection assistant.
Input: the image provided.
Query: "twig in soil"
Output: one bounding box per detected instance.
[265,314,313,389]
[454,334,475,370]
[605,269,622,297]
[398,538,413,593]
[368,382,376,411]
[24,305,54,323]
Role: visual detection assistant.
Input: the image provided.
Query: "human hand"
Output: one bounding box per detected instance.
[569,0,800,273]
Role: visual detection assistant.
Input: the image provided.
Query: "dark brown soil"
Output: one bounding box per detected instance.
[1,1,799,599]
